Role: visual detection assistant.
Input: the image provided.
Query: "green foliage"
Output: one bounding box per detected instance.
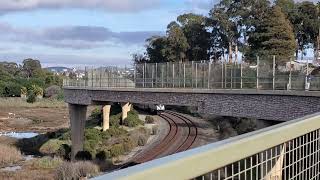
[21,86,27,95]
[31,84,43,96]
[27,90,36,103]
[123,110,144,127]
[110,113,121,127]
[2,82,21,97]
[109,144,125,157]
[248,6,296,63]
[39,139,70,155]
[90,107,102,119]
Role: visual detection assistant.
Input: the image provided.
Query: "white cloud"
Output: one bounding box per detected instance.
[0,0,161,13]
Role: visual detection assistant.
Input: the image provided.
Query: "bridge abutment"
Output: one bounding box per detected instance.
[68,104,87,160]
[121,102,131,124]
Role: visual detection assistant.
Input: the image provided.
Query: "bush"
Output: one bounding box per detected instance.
[151,126,158,135]
[56,144,71,160]
[39,139,69,155]
[27,90,36,103]
[0,144,23,167]
[90,107,102,120]
[122,137,136,152]
[33,156,62,169]
[3,82,21,97]
[21,86,27,96]
[110,114,121,127]
[137,135,148,146]
[44,85,61,98]
[56,90,64,101]
[109,144,125,158]
[55,161,100,180]
[75,151,92,161]
[96,150,110,161]
[145,116,155,124]
[123,110,144,127]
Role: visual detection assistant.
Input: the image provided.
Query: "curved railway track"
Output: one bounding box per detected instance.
[133,111,198,164]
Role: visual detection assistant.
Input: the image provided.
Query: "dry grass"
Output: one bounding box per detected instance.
[0,144,23,167]
[0,97,66,108]
[55,161,100,180]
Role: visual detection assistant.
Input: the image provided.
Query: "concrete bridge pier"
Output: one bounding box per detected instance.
[69,104,87,160]
[121,102,132,124]
[103,105,111,131]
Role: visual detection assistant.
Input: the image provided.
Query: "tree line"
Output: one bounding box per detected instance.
[0,59,63,99]
[133,0,320,65]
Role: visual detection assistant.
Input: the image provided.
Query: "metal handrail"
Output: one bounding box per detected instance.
[93,113,320,180]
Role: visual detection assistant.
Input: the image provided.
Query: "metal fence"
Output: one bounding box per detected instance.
[63,57,320,91]
[94,113,320,180]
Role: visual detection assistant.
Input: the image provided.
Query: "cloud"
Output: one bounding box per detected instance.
[0,0,161,13]
[0,23,163,49]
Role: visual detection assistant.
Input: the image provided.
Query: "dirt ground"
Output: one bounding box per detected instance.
[0,106,69,133]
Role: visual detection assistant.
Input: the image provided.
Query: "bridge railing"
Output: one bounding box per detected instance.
[63,57,320,91]
[94,113,320,180]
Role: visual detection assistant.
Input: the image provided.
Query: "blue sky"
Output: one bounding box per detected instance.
[0,0,216,67]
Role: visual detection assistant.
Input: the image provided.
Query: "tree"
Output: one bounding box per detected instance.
[164,23,189,62]
[176,13,211,61]
[22,58,42,78]
[247,6,296,63]
[132,53,148,64]
[145,36,168,63]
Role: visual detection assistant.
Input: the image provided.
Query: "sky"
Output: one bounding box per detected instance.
[0,0,218,67]
[0,0,316,67]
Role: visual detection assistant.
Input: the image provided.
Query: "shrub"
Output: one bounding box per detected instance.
[109,144,125,158]
[110,114,121,127]
[0,144,23,167]
[33,156,62,169]
[123,110,144,127]
[56,144,71,160]
[31,84,43,97]
[27,90,36,103]
[151,126,158,135]
[96,150,110,161]
[90,107,102,120]
[56,90,64,101]
[21,86,27,96]
[122,137,136,152]
[3,82,21,97]
[44,85,61,98]
[145,116,155,124]
[137,135,148,146]
[75,151,92,161]
[234,118,257,135]
[39,139,69,155]
[55,161,99,180]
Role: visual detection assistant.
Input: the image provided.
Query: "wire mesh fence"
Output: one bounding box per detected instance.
[195,129,320,180]
[63,56,320,91]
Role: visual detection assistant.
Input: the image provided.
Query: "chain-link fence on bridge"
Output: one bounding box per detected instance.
[63,56,320,91]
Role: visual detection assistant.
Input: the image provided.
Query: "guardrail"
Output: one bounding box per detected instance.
[94,113,320,180]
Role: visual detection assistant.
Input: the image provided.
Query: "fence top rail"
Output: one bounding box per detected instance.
[93,113,320,180]
[63,87,320,97]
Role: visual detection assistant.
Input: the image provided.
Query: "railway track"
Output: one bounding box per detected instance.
[133,111,198,164]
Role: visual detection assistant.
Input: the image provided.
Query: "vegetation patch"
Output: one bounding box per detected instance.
[33,156,63,169]
[55,161,100,180]
[0,144,23,168]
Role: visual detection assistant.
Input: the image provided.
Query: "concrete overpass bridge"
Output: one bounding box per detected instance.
[63,60,320,179]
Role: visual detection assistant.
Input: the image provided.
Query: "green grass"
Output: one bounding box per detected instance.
[33,157,63,169]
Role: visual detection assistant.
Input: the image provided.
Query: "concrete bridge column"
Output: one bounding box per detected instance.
[103,105,111,131]
[68,104,87,160]
[121,102,131,124]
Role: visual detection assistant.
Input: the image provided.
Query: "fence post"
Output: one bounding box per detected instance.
[183,63,186,88]
[195,63,198,88]
[305,59,309,91]
[208,61,211,89]
[143,63,145,88]
[273,56,276,90]
[256,56,259,89]
[173,63,175,88]
[221,60,224,88]
[134,64,136,88]
[155,63,158,88]
[161,64,164,88]
[191,61,194,88]
[240,62,243,89]
[288,58,292,90]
